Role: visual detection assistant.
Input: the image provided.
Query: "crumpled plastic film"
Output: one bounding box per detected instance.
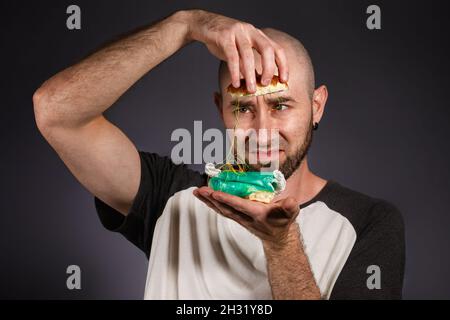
[208,171,279,198]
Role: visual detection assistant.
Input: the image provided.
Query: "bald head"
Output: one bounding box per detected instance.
[218,28,315,99]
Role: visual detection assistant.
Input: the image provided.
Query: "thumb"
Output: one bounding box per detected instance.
[280,197,300,219]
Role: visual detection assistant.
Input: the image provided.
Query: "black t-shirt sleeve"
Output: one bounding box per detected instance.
[94,151,206,258]
[329,201,405,300]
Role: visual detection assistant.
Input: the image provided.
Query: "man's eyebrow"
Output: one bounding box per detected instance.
[229,94,297,107]
[265,95,297,104]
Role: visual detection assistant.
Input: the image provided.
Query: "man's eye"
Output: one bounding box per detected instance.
[234,106,251,113]
[273,104,288,111]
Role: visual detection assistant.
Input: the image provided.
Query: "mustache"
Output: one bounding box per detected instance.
[245,140,288,152]
[247,148,284,153]
[231,129,286,149]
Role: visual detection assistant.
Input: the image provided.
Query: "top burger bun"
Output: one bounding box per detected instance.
[227,75,288,98]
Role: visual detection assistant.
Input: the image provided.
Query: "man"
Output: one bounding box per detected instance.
[33,9,405,299]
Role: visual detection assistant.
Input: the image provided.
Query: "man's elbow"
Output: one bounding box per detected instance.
[33,83,70,137]
[33,86,55,136]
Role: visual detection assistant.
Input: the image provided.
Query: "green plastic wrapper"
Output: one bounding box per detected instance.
[208,171,279,198]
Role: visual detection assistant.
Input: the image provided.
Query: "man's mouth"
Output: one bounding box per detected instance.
[248,149,284,164]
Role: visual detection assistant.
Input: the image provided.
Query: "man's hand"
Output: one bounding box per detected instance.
[193,186,322,300]
[186,10,289,92]
[193,186,299,247]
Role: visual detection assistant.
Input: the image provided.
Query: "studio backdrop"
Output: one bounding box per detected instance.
[2,0,450,299]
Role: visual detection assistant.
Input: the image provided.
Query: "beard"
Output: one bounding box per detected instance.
[278,120,314,179]
[245,117,314,180]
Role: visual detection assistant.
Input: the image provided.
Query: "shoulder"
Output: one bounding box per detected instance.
[138,151,207,190]
[319,181,404,237]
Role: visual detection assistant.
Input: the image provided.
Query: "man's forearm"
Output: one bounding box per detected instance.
[34,10,193,128]
[263,222,322,300]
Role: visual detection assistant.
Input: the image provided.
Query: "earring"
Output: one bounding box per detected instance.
[313,122,319,131]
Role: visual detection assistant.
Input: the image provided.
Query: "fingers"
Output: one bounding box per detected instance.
[279,197,300,219]
[235,34,256,93]
[210,197,253,226]
[222,37,241,88]
[193,188,300,242]
[272,43,289,83]
[263,35,289,83]
[193,188,253,228]
[252,31,276,86]
[210,190,259,216]
[193,189,219,211]
[231,27,288,93]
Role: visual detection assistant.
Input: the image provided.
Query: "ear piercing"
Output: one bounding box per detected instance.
[313,122,319,131]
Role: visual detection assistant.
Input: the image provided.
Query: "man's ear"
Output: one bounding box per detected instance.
[312,85,328,124]
[214,91,224,120]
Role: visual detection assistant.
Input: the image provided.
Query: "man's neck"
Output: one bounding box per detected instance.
[275,157,328,205]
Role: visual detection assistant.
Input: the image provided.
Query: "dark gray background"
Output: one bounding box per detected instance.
[1,0,449,299]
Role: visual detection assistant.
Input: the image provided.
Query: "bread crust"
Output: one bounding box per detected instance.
[227,75,288,98]
[247,191,275,204]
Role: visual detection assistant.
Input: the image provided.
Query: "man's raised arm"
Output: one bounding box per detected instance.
[33,9,287,216]
[33,10,193,215]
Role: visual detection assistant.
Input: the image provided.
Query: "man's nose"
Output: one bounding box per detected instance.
[252,105,279,148]
[253,97,274,131]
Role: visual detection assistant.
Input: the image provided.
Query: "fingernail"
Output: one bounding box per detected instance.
[262,78,270,86]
